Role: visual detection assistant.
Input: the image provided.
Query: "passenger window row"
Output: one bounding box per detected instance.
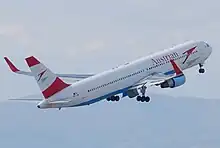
[88,69,145,92]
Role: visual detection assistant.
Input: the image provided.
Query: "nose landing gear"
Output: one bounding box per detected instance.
[199,63,205,74]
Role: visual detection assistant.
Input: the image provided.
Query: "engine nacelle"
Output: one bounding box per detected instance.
[160,74,186,88]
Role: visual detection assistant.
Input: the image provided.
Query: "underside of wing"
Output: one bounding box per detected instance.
[132,72,175,88]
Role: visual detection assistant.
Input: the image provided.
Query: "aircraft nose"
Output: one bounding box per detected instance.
[207,45,212,57]
[203,41,212,57]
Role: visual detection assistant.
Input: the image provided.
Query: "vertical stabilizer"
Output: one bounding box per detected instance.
[25,56,71,99]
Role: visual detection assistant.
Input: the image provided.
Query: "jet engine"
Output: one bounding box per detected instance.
[160,74,186,88]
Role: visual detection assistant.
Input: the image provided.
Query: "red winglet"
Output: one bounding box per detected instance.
[25,56,40,67]
[4,57,19,72]
[170,59,183,75]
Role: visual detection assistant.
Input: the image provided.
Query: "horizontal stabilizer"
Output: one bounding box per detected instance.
[8,93,44,102]
[9,98,42,101]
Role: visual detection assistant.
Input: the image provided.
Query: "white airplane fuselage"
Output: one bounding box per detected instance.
[38,40,212,109]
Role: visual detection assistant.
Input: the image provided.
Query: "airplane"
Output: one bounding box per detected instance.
[4,40,212,110]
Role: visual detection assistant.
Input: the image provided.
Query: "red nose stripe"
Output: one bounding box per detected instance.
[25,56,40,67]
[4,57,19,72]
[42,77,70,99]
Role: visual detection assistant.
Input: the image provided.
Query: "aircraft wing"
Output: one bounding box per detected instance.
[131,73,174,88]
[131,59,183,89]
[4,57,95,79]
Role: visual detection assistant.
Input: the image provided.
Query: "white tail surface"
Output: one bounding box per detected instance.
[25,56,71,99]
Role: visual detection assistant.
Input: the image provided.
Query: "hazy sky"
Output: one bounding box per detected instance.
[1,0,220,147]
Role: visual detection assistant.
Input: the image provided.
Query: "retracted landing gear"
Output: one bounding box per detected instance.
[136,85,151,102]
[106,95,120,101]
[199,63,205,74]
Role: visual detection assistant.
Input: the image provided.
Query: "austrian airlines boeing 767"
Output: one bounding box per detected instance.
[4,40,212,110]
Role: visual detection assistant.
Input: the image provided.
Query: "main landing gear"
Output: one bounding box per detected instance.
[106,85,150,103]
[136,85,150,102]
[199,63,205,74]
[107,95,120,101]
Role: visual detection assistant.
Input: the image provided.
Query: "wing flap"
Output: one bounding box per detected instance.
[132,72,175,88]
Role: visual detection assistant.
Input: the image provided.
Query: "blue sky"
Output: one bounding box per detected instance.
[0,0,220,147]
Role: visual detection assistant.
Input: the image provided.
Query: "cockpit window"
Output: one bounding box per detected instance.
[204,42,210,47]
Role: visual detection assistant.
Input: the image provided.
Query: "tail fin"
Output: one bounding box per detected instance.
[25,56,71,99]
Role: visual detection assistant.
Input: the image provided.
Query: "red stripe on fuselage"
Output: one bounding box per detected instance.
[42,77,70,99]
[170,59,183,75]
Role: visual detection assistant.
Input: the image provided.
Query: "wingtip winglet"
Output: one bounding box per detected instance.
[170,59,183,75]
[4,57,19,72]
[25,56,40,67]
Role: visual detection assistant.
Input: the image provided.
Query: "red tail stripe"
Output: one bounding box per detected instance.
[170,60,182,75]
[4,57,19,72]
[42,77,70,99]
[26,56,40,67]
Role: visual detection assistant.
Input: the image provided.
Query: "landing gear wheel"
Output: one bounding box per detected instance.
[115,96,120,101]
[145,96,150,102]
[107,96,120,101]
[111,96,115,101]
[199,63,205,74]
[140,97,145,102]
[136,96,151,102]
[199,68,205,73]
[136,96,141,101]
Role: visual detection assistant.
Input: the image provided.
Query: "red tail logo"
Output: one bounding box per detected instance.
[37,70,47,82]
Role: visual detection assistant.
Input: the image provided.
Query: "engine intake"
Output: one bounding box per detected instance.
[160,74,186,88]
